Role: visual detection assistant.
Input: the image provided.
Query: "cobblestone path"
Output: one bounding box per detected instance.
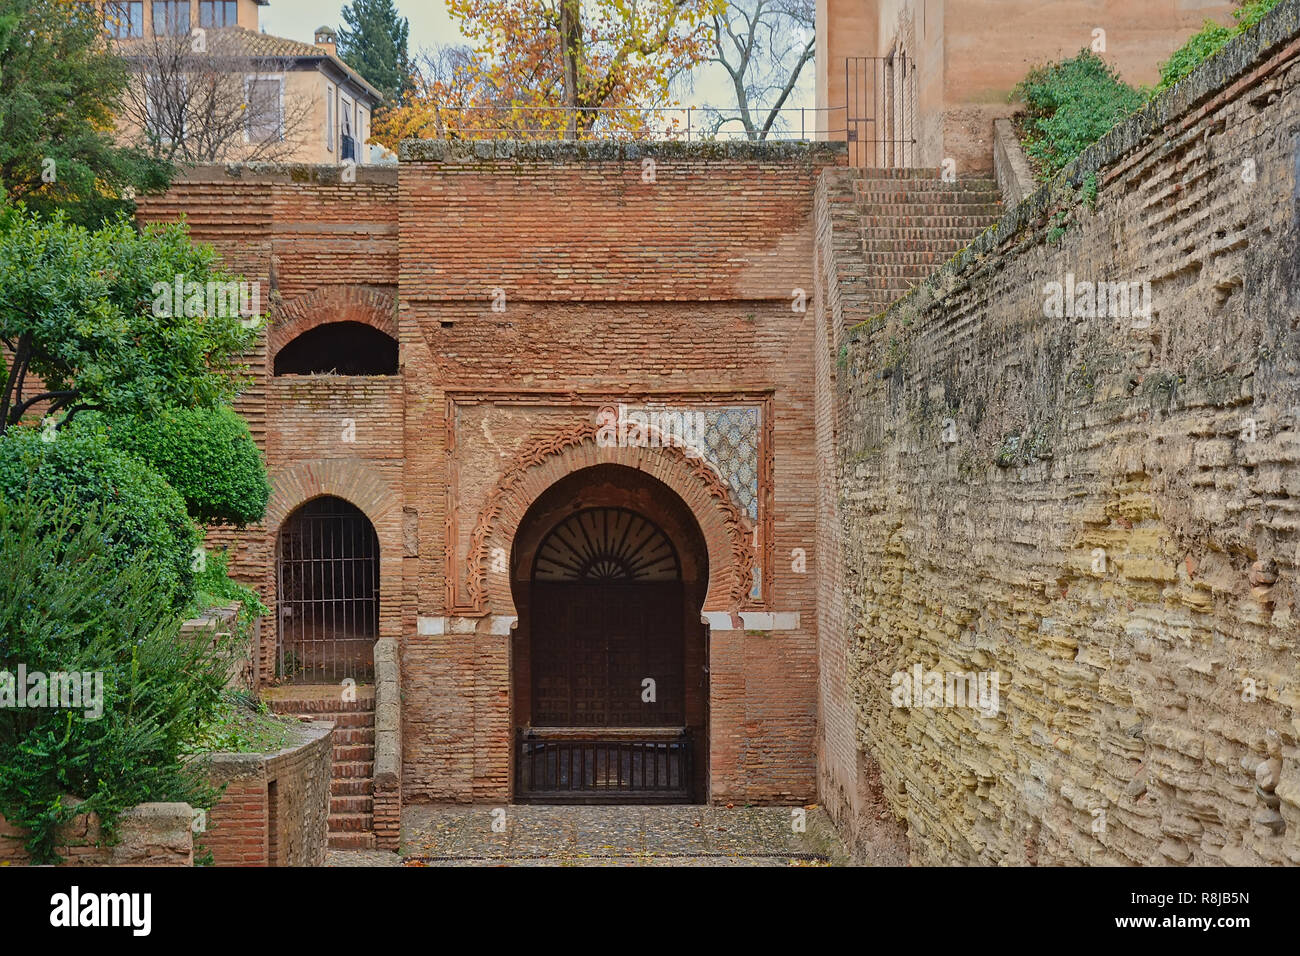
[326,804,847,867]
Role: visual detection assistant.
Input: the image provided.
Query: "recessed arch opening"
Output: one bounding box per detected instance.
[273,321,398,376]
[510,464,710,804]
[275,495,379,682]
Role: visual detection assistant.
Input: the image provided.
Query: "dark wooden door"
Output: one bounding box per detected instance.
[531,582,684,727]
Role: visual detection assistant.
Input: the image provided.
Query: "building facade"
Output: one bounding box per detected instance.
[815,0,1240,172]
[105,0,383,165]
[136,142,846,845]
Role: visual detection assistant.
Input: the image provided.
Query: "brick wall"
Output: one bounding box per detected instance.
[137,141,846,814]
[825,3,1300,864]
[198,720,332,866]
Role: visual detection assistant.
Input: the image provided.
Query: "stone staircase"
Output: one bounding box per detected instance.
[850,168,1003,318]
[267,687,377,850]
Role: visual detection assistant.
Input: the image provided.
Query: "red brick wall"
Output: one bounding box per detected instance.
[199,777,268,866]
[198,722,332,866]
[137,142,845,809]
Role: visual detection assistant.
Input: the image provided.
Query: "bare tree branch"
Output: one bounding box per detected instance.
[117,31,318,164]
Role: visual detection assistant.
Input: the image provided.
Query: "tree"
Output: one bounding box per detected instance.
[373,0,722,145]
[0,493,227,864]
[703,0,815,139]
[0,0,170,226]
[116,32,317,164]
[338,0,413,104]
[0,209,262,438]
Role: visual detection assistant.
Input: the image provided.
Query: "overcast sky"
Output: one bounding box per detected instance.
[257,0,815,116]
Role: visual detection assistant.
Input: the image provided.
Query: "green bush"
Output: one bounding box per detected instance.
[1156,0,1283,93]
[1013,50,1146,180]
[0,427,200,609]
[193,547,268,622]
[0,494,226,863]
[94,406,270,526]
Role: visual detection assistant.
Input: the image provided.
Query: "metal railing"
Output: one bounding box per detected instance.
[515,729,693,804]
[844,53,918,168]
[404,104,852,144]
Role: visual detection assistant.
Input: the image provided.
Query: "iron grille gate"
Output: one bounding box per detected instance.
[844,52,917,168]
[515,730,693,804]
[276,496,379,682]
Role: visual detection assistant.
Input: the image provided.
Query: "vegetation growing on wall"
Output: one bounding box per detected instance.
[1012,50,1145,180]
[1013,1,1285,180]
[1156,0,1283,93]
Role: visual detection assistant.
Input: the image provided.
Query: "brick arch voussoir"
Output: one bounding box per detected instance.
[267,459,399,536]
[266,459,402,641]
[467,421,755,617]
[269,286,397,361]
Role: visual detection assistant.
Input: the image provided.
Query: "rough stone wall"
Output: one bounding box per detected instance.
[0,802,193,866]
[828,5,1300,865]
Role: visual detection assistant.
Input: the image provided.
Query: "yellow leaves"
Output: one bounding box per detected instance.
[412,0,714,139]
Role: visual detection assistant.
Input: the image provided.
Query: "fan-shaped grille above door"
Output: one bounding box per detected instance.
[534,507,681,583]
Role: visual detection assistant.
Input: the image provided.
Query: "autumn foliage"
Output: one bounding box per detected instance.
[372,0,723,146]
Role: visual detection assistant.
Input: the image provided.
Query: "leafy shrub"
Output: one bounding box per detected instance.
[1013,50,1146,179]
[1156,20,1235,92]
[0,210,261,435]
[193,547,268,621]
[1156,0,1283,93]
[0,494,226,863]
[94,406,270,526]
[0,427,200,608]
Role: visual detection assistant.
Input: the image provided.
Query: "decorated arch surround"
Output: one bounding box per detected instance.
[269,286,398,361]
[454,420,756,617]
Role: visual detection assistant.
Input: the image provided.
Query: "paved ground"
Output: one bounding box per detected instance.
[326,804,848,867]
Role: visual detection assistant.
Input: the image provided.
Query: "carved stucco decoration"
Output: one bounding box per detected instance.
[461,417,756,613]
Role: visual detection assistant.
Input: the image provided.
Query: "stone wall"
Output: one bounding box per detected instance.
[198,720,332,866]
[0,802,193,866]
[825,3,1300,864]
[992,118,1035,209]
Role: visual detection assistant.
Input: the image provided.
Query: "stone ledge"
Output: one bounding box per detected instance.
[166,163,400,185]
[702,611,801,631]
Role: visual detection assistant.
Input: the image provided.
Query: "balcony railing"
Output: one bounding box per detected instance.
[515,728,693,804]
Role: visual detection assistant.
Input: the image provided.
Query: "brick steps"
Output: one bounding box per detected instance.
[267,692,378,850]
[850,172,1003,318]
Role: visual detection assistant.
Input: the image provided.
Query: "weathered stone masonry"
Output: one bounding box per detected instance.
[822,4,1300,864]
